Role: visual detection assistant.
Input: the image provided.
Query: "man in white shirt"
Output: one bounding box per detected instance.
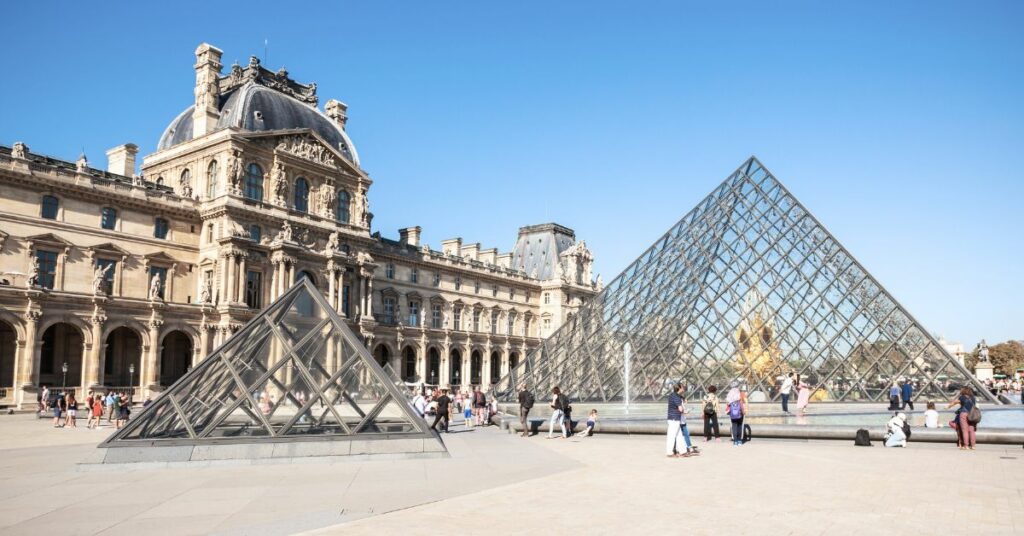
[780,372,794,414]
[411,390,427,418]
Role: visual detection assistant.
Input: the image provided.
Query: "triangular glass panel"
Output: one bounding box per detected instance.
[498,157,995,405]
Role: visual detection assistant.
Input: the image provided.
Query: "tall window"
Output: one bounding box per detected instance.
[433,272,441,287]
[294,177,309,213]
[492,284,498,297]
[206,224,214,243]
[96,258,117,295]
[154,217,169,239]
[453,308,462,331]
[508,311,517,335]
[35,250,57,289]
[510,288,515,300]
[149,266,168,300]
[245,270,262,308]
[206,160,218,198]
[386,263,395,279]
[472,309,481,332]
[249,224,261,243]
[408,301,420,327]
[474,280,480,294]
[455,276,462,291]
[383,297,396,324]
[410,268,418,283]
[490,310,498,334]
[336,190,351,223]
[41,195,59,220]
[100,207,117,230]
[544,292,551,304]
[432,303,442,329]
[342,284,350,316]
[244,163,263,201]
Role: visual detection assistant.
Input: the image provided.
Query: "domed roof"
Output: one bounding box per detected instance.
[157,82,359,165]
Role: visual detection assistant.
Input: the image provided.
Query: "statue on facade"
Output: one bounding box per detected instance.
[977,340,990,363]
[91,263,113,295]
[11,142,28,159]
[26,256,39,287]
[76,154,89,173]
[318,183,335,217]
[227,150,243,194]
[148,274,163,301]
[356,251,374,265]
[200,279,212,304]
[271,160,287,205]
[179,170,193,198]
[324,231,340,256]
[275,221,293,243]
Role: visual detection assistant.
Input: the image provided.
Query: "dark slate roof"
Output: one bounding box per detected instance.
[510,223,577,280]
[156,82,358,165]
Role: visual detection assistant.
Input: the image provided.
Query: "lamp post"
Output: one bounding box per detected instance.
[61,362,68,394]
[128,363,135,405]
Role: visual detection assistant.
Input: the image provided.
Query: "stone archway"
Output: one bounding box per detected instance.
[39,323,84,393]
[402,346,417,383]
[449,348,462,386]
[509,351,519,370]
[0,320,16,396]
[104,327,142,389]
[471,350,482,386]
[489,350,501,385]
[160,331,192,387]
[427,347,440,386]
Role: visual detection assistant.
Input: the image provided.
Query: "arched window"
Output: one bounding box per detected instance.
[41,195,59,220]
[244,163,263,201]
[294,177,309,213]
[206,160,218,198]
[336,190,351,223]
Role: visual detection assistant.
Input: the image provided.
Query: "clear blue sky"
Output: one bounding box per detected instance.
[2,1,1021,346]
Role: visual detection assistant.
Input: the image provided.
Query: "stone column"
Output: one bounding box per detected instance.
[482,345,491,392]
[463,345,472,391]
[219,257,228,305]
[237,253,247,305]
[440,342,451,389]
[226,253,237,303]
[143,318,163,398]
[15,310,41,408]
[327,263,337,312]
[288,261,296,289]
[198,322,211,363]
[83,312,105,390]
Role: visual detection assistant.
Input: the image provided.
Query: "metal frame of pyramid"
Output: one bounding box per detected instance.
[101,278,438,449]
[496,157,997,405]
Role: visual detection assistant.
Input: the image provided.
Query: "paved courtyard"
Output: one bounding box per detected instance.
[0,413,1020,535]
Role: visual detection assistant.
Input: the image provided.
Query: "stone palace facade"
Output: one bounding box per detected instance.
[0,43,599,408]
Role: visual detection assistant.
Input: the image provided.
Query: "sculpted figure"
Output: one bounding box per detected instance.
[148,274,163,300]
[228,150,243,193]
[271,161,287,204]
[26,256,39,287]
[325,231,340,256]
[11,142,28,159]
[200,279,212,304]
[92,263,113,295]
[276,221,293,242]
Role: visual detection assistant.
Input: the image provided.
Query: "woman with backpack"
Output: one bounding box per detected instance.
[702,386,721,441]
[947,386,978,450]
[547,386,567,439]
[726,385,745,446]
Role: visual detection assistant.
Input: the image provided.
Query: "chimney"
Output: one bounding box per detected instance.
[398,226,422,247]
[105,144,138,176]
[325,99,348,130]
[192,43,223,138]
[440,238,462,256]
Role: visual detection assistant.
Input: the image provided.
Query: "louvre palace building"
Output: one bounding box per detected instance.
[0,43,598,408]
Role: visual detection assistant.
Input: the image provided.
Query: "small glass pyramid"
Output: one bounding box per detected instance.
[497,157,995,405]
[102,278,435,446]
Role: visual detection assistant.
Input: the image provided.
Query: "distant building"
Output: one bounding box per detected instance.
[0,43,598,408]
[937,336,965,367]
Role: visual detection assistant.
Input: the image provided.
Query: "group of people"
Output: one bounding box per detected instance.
[883,387,980,449]
[511,383,596,439]
[779,372,812,414]
[667,381,749,457]
[886,379,915,411]
[414,385,500,433]
[39,386,135,430]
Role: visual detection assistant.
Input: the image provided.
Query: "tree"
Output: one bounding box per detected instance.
[988,340,1024,376]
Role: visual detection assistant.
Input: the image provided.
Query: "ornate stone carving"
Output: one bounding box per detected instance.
[275,135,337,169]
[90,306,107,325]
[11,142,28,159]
[148,274,163,301]
[317,183,335,218]
[227,150,243,194]
[274,221,293,243]
[76,154,89,173]
[26,256,39,287]
[270,160,287,205]
[595,274,604,292]
[324,231,340,257]
[356,251,374,265]
[179,170,193,198]
[91,263,113,295]
[352,187,369,227]
[200,279,212,304]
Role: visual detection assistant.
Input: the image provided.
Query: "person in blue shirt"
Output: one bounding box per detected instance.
[900,381,914,411]
[947,386,977,450]
[887,381,900,410]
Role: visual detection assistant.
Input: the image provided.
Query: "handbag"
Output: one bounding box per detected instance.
[967,405,982,425]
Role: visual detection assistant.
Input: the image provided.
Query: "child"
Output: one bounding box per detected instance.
[581,410,598,437]
[923,401,939,428]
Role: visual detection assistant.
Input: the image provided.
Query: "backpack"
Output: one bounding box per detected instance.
[901,421,912,440]
[474,392,485,406]
[854,428,872,446]
[557,394,570,412]
[521,391,535,410]
[742,424,752,443]
[703,400,715,416]
[967,405,982,425]
[728,401,743,420]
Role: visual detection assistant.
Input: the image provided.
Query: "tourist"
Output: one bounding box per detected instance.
[89,395,103,429]
[64,393,78,428]
[105,391,116,422]
[702,385,721,441]
[472,386,486,426]
[887,381,901,410]
[947,386,977,450]
[665,382,689,457]
[412,389,427,418]
[923,401,939,428]
[900,380,914,411]
[39,385,49,414]
[795,374,811,414]
[562,393,574,437]
[678,387,698,454]
[726,385,745,446]
[429,388,452,433]
[85,391,94,420]
[780,372,794,413]
[52,391,65,428]
[547,386,567,439]
[518,382,534,437]
[581,410,598,437]
[884,412,908,448]
[113,393,124,429]
[454,390,464,413]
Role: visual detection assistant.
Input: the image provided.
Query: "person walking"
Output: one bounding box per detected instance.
[547,386,567,439]
[726,385,745,445]
[900,380,914,411]
[65,393,78,428]
[472,386,486,426]
[795,374,811,414]
[89,395,103,429]
[429,388,452,433]
[517,383,534,437]
[39,385,49,414]
[887,381,901,410]
[412,389,427,419]
[105,391,116,422]
[947,387,977,450]
[702,385,721,441]
[665,383,690,457]
[780,373,794,413]
[52,392,66,428]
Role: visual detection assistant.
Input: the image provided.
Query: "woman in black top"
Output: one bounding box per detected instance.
[947,386,977,450]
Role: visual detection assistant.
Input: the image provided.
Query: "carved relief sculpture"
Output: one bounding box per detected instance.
[148,274,163,301]
[92,263,113,295]
[318,183,335,218]
[275,221,293,243]
[200,279,212,304]
[11,142,28,159]
[271,160,287,205]
[324,231,340,256]
[26,256,39,287]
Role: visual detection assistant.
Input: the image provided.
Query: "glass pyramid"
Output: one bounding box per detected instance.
[497,157,995,405]
[102,278,435,447]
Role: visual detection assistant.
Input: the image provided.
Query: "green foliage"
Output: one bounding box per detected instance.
[988,340,1024,375]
